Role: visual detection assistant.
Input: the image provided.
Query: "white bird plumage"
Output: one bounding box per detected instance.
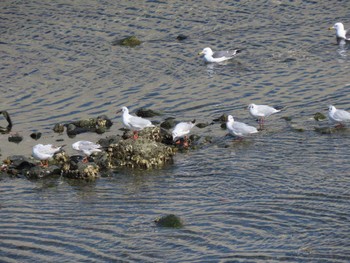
[329,22,350,43]
[248,103,280,126]
[32,144,64,166]
[72,141,102,156]
[118,106,154,139]
[328,105,350,127]
[198,47,241,63]
[172,120,196,142]
[226,115,258,138]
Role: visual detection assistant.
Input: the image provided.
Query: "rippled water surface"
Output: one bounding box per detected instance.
[1,0,350,262]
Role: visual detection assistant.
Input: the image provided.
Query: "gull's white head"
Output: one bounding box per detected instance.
[330,22,346,38]
[199,47,213,56]
[227,115,234,123]
[328,105,336,114]
[122,106,128,112]
[248,104,256,110]
[117,106,129,116]
[332,22,344,30]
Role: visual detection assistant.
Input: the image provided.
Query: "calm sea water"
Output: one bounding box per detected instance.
[1,0,350,262]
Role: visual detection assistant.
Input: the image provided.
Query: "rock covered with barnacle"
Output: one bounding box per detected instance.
[62,162,100,180]
[100,127,176,169]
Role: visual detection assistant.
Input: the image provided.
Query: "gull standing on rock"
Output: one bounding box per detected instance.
[328,105,350,128]
[32,144,64,167]
[198,47,241,63]
[172,120,196,147]
[329,22,350,44]
[72,141,102,163]
[117,106,154,139]
[248,103,281,128]
[226,115,258,139]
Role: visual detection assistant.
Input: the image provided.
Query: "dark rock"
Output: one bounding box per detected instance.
[135,108,163,118]
[154,214,183,228]
[66,123,78,137]
[4,155,36,170]
[282,58,297,63]
[98,135,123,148]
[95,126,107,134]
[160,128,173,145]
[176,34,188,41]
[8,133,23,144]
[30,132,42,140]
[73,118,98,129]
[66,116,113,136]
[196,122,210,128]
[24,165,61,179]
[213,114,228,123]
[160,118,176,130]
[0,111,12,134]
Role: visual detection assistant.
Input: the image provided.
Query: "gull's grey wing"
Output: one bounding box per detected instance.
[334,109,350,121]
[129,115,153,129]
[80,141,101,150]
[345,29,350,40]
[212,49,240,59]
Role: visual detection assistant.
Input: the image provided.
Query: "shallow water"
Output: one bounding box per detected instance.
[1,0,350,262]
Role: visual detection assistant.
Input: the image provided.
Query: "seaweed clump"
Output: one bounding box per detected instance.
[154,214,183,228]
[112,36,142,47]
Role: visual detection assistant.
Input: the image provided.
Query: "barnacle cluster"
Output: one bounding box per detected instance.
[62,162,100,180]
[102,127,176,169]
[107,136,175,169]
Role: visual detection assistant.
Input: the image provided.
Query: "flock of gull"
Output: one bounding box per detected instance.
[31,22,350,166]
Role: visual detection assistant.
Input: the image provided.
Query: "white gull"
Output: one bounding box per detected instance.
[226,115,258,138]
[198,47,241,63]
[32,144,64,167]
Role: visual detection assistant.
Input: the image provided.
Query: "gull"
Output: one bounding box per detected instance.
[72,140,102,163]
[329,22,350,44]
[248,103,281,127]
[226,115,258,139]
[172,120,196,147]
[198,47,241,63]
[328,105,350,128]
[32,144,64,167]
[117,106,154,139]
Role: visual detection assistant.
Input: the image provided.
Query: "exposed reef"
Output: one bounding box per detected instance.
[53,115,113,137]
[1,126,179,180]
[9,108,340,180]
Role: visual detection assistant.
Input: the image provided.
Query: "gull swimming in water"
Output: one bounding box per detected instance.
[72,140,102,163]
[226,115,258,139]
[248,103,281,127]
[32,144,64,167]
[117,106,154,139]
[329,22,350,44]
[198,47,241,63]
[172,120,196,147]
[328,105,350,128]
